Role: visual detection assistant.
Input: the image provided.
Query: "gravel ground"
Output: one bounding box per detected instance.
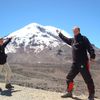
[0,83,100,100]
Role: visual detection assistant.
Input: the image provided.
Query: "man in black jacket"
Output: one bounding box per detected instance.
[0,37,14,90]
[57,26,95,100]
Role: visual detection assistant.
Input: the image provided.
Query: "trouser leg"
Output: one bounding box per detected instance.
[66,63,80,92]
[0,65,3,73]
[3,63,12,84]
[80,62,95,96]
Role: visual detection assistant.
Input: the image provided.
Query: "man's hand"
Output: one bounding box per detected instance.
[9,37,13,40]
[9,36,15,40]
[90,58,95,64]
[56,30,61,35]
[90,58,95,61]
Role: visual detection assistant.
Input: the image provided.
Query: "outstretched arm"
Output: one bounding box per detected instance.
[56,30,73,46]
[3,38,12,47]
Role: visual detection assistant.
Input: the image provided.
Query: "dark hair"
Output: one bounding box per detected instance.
[0,38,3,40]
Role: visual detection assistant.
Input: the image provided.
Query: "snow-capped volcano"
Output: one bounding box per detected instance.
[6,23,71,53]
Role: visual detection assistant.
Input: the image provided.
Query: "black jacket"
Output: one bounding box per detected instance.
[0,38,11,64]
[59,33,96,63]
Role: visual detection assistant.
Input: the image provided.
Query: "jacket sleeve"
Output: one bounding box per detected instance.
[84,36,96,59]
[3,38,12,47]
[59,33,73,46]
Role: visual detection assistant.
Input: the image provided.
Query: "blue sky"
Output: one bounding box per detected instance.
[0,0,100,48]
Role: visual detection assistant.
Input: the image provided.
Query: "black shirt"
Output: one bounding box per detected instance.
[0,38,11,64]
[59,33,95,63]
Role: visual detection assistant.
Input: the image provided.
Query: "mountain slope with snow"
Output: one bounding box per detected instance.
[6,23,71,53]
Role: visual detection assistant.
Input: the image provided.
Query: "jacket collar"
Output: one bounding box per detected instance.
[74,33,82,42]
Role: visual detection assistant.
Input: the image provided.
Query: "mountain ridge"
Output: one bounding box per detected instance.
[6,23,71,53]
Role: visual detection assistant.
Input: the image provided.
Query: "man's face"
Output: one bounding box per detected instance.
[0,39,3,45]
[73,28,80,36]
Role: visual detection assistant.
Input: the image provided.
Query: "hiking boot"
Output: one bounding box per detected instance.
[88,94,94,100]
[5,84,14,89]
[61,92,72,98]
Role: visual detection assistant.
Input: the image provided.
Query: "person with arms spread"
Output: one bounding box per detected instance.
[0,37,14,91]
[57,26,96,100]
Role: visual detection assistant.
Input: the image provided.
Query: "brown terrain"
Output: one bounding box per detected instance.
[0,45,99,99]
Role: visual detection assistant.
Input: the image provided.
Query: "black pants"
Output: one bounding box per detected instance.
[66,62,95,95]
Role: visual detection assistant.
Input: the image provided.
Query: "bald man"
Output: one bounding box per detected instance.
[57,26,95,100]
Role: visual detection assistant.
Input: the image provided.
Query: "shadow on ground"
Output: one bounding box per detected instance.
[0,89,21,96]
[72,97,84,100]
